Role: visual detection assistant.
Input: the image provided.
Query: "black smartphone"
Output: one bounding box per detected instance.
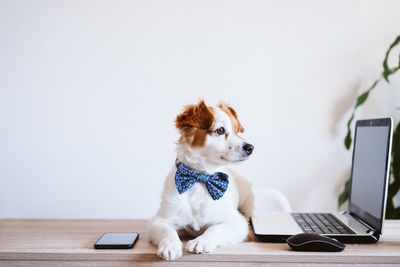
[94,232,139,249]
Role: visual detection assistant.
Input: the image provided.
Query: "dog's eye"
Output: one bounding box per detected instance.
[214,127,225,135]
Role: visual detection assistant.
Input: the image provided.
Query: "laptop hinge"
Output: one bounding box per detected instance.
[344,211,377,234]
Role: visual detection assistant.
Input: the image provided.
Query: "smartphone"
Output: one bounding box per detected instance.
[94,232,139,249]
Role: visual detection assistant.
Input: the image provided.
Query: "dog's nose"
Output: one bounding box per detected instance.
[242,143,254,155]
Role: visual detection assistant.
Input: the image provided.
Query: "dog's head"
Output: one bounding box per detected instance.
[175,100,254,168]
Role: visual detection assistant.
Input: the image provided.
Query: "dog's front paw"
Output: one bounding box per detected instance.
[157,238,183,260]
[187,236,217,254]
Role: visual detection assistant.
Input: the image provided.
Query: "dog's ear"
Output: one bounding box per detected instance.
[175,99,214,136]
[218,102,244,133]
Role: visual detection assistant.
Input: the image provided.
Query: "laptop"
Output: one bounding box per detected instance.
[251,118,393,243]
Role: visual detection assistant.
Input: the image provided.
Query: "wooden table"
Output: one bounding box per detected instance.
[0,219,399,266]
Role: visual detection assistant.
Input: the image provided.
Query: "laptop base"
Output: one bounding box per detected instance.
[251,212,380,244]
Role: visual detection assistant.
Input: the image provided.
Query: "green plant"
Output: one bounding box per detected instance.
[338,35,400,219]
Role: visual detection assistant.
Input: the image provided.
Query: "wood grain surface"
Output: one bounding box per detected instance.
[0,219,399,266]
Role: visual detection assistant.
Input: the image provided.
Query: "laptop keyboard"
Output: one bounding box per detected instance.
[291,213,355,235]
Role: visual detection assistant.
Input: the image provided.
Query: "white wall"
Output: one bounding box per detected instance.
[1,0,399,218]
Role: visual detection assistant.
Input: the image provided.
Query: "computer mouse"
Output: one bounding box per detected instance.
[286,233,345,252]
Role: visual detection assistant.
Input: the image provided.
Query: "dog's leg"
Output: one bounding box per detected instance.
[186,214,248,254]
[148,217,182,260]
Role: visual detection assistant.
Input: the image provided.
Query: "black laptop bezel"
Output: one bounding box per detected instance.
[348,118,392,235]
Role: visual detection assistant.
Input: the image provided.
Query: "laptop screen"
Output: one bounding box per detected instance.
[348,118,392,234]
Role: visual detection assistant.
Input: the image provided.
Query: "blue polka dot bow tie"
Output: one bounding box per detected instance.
[175,160,229,200]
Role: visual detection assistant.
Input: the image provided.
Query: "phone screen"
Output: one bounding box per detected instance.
[94,232,139,249]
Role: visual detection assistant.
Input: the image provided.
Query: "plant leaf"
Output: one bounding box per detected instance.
[355,91,370,108]
[386,198,394,219]
[344,114,355,150]
[391,207,400,219]
[338,178,351,208]
[392,122,400,178]
[344,130,352,150]
[382,35,400,83]
[389,122,400,195]
[385,122,400,219]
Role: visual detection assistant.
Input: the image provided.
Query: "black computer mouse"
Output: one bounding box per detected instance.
[286,233,346,252]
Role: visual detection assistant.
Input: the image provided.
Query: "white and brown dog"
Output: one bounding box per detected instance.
[148,100,254,260]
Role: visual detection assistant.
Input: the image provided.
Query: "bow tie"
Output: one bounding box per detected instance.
[175,161,229,200]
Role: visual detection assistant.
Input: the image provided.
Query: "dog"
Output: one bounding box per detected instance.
[148,100,254,260]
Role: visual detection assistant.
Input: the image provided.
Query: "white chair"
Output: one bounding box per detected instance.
[252,187,292,212]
